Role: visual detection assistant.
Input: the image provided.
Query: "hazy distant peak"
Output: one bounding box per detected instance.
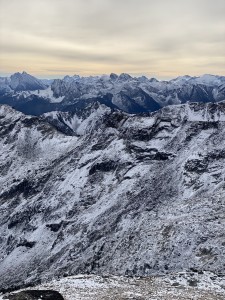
[9,71,46,91]
[110,73,118,80]
[118,73,132,81]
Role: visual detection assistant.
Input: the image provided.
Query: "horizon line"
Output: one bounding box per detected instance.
[1,71,224,81]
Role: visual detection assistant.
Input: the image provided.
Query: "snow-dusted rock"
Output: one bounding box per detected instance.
[0,102,225,291]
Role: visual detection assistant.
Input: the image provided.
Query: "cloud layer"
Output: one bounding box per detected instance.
[0,0,224,78]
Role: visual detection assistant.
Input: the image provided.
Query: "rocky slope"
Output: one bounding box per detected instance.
[0,102,225,291]
[0,72,225,115]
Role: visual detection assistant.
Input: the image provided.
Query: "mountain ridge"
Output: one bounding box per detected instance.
[1,102,225,290]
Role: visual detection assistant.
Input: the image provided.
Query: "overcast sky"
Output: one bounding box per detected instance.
[0,0,225,79]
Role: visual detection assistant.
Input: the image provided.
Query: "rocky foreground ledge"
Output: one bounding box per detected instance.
[1,290,64,300]
[1,272,225,300]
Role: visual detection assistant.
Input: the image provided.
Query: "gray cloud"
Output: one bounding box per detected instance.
[0,0,224,77]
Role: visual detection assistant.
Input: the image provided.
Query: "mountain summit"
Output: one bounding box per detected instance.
[9,71,47,91]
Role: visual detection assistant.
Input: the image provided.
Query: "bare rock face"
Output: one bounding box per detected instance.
[3,290,64,300]
[0,102,225,291]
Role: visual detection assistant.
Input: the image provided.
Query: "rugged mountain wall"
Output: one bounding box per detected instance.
[0,102,225,291]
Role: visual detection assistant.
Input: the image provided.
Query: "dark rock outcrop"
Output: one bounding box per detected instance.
[3,290,64,300]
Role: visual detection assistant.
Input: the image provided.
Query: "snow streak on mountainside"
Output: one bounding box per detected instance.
[0,72,225,115]
[0,102,225,291]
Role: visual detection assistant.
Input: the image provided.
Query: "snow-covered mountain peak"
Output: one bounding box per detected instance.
[118,73,132,81]
[63,75,81,82]
[171,75,193,84]
[0,104,24,124]
[9,71,47,91]
[109,73,118,80]
[195,74,225,86]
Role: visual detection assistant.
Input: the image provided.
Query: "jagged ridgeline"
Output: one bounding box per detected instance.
[0,102,225,291]
[0,72,225,116]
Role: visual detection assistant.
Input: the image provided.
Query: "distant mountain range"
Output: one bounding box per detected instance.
[0,72,225,116]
